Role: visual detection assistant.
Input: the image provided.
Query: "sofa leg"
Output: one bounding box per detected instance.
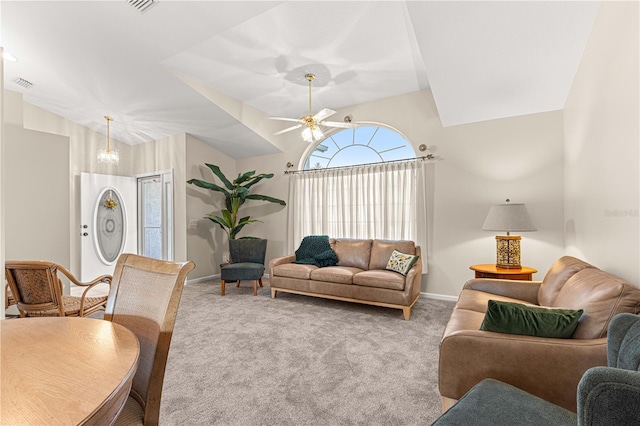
[221,280,226,296]
[271,288,277,298]
[402,306,411,320]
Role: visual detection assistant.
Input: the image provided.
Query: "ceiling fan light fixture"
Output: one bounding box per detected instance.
[270,72,358,140]
[301,125,324,143]
[97,116,120,165]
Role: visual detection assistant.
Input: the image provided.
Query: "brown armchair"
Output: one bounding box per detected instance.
[4,260,111,317]
[439,256,640,412]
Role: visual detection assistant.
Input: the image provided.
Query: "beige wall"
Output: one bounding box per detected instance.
[1,48,5,318]
[564,0,640,284]
[4,124,70,266]
[185,134,238,279]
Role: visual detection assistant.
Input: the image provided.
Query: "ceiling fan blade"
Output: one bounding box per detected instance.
[273,124,303,136]
[320,121,360,129]
[268,116,303,123]
[313,108,336,121]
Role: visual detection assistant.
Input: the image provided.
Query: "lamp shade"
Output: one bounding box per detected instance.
[481,203,536,232]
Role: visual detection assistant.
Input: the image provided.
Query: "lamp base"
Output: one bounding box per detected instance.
[495,235,521,269]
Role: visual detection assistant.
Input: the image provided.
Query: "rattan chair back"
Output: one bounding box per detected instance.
[5,260,111,317]
[105,254,195,426]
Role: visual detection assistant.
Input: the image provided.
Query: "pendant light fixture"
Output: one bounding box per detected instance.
[97,115,119,165]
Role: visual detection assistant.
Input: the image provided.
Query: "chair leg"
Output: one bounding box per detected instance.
[253,280,258,296]
[236,280,241,288]
[258,278,264,288]
[221,280,226,296]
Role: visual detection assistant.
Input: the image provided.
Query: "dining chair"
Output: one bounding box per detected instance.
[4,260,111,317]
[221,238,267,296]
[106,253,195,426]
[5,283,16,308]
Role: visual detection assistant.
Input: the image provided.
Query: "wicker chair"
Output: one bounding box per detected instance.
[5,283,16,308]
[4,260,111,317]
[107,254,195,426]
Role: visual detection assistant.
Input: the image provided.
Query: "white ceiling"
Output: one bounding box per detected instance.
[1,1,601,159]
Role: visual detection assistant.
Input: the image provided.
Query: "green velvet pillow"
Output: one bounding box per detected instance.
[480,300,584,339]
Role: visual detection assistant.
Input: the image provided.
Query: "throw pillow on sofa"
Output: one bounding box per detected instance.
[386,249,419,275]
[480,300,583,339]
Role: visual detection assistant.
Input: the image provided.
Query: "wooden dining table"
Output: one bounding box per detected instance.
[1,316,140,425]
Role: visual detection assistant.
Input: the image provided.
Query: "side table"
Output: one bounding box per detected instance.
[470,264,537,281]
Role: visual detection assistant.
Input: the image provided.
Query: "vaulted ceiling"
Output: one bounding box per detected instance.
[1,1,601,159]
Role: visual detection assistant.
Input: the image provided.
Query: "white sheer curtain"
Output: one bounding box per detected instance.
[287,160,434,271]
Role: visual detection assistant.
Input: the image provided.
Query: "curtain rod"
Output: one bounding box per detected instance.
[284,154,435,175]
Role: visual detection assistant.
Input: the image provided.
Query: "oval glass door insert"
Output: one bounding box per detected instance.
[94,187,126,264]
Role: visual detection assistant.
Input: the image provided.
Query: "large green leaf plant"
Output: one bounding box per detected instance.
[187,164,286,239]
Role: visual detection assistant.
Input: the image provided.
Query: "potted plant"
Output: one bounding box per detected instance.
[187,163,286,240]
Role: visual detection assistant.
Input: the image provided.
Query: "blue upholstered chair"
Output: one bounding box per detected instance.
[432,313,640,426]
[221,238,267,296]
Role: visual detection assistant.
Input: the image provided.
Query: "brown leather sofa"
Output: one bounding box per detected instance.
[439,256,640,412]
[269,238,422,320]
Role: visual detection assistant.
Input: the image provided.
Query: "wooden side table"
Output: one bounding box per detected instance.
[470,264,537,281]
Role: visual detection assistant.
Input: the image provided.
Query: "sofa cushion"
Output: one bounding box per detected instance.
[353,270,406,291]
[310,266,362,285]
[272,263,317,280]
[480,300,584,339]
[332,239,372,270]
[538,256,596,306]
[552,269,640,339]
[369,240,416,271]
[385,249,419,275]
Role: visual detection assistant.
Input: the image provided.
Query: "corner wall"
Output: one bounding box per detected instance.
[4,124,70,265]
[564,0,640,284]
[185,134,237,279]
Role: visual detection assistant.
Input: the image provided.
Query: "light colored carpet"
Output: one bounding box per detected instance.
[159,279,455,425]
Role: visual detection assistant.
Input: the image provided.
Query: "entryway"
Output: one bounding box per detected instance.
[77,170,174,295]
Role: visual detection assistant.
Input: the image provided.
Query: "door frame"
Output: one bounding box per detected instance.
[136,169,175,261]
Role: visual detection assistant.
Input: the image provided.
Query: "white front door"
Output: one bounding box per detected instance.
[80,173,137,281]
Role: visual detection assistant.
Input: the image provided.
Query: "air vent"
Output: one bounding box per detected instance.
[127,0,158,14]
[13,78,33,89]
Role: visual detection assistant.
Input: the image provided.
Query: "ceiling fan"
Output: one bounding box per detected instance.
[269,73,358,143]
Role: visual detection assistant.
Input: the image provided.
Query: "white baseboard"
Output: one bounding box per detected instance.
[421,292,458,302]
[186,275,217,284]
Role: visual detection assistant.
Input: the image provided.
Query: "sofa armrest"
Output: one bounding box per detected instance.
[404,246,423,302]
[439,330,607,411]
[268,254,296,277]
[463,278,542,304]
[578,366,640,424]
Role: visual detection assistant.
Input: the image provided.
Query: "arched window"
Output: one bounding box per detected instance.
[303,125,415,170]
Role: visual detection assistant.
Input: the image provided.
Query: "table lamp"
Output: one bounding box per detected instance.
[481,199,536,269]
